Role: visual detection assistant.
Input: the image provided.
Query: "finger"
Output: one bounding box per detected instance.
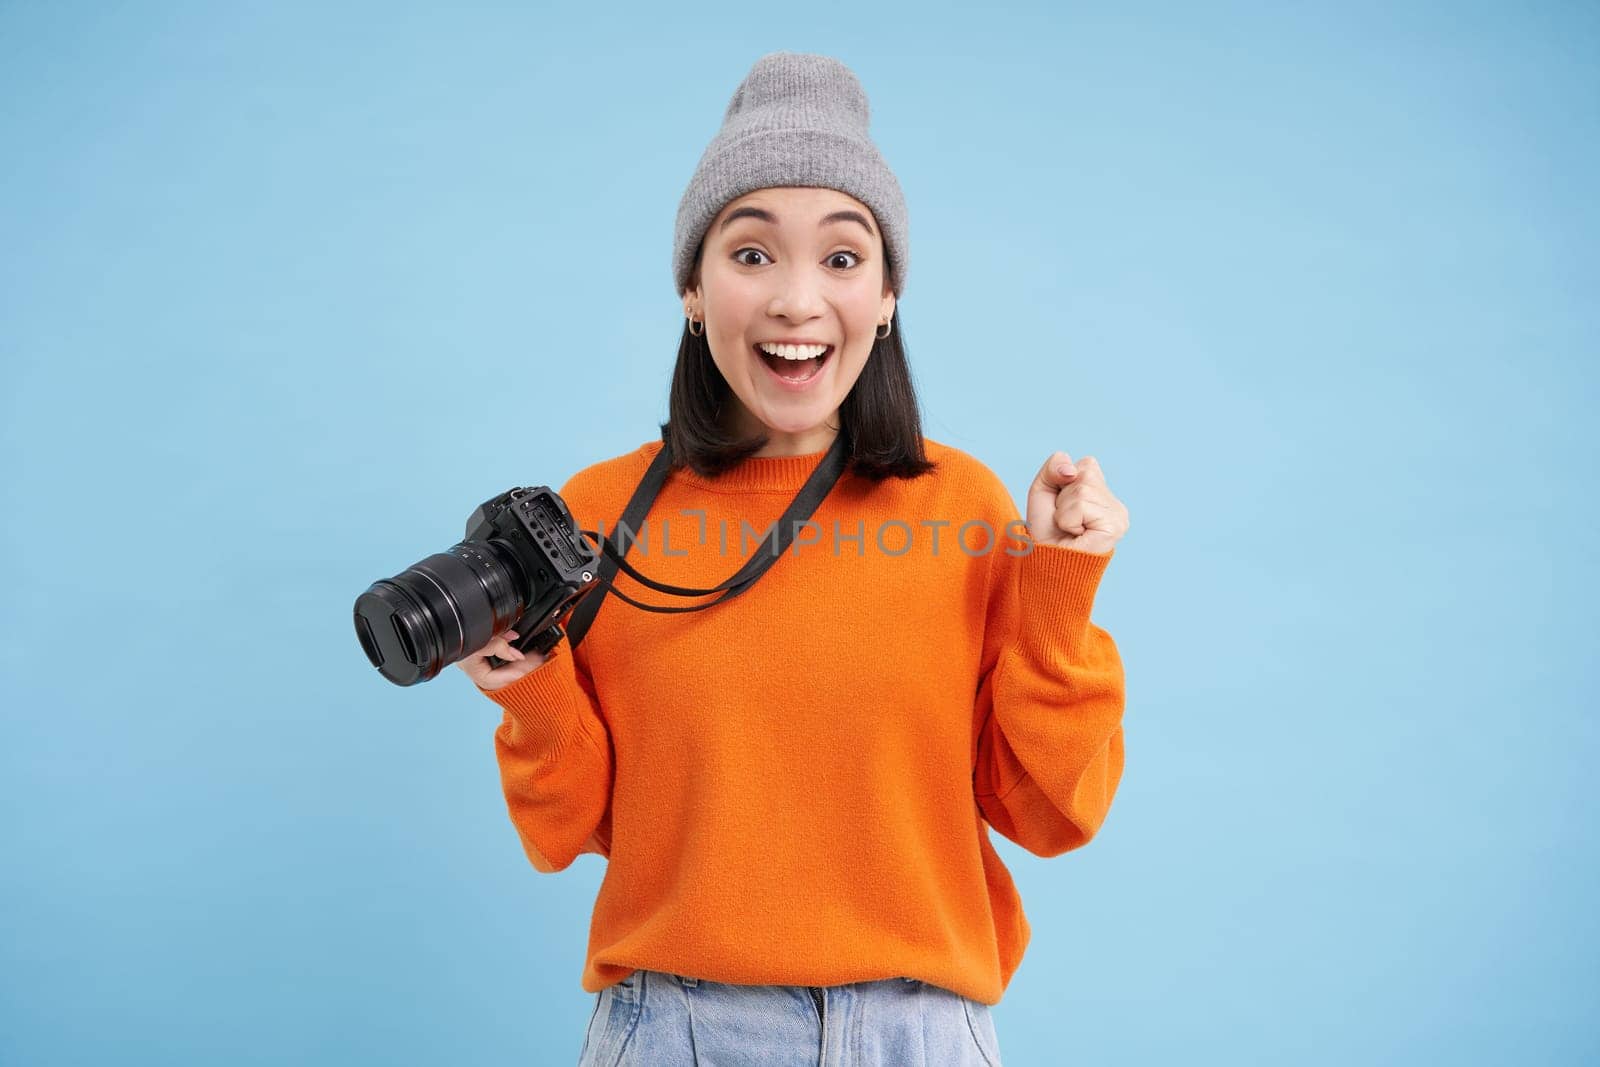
[477,637,518,664]
[1035,451,1079,491]
[1054,495,1086,537]
[1057,492,1113,534]
[1075,483,1120,518]
[488,654,540,684]
[490,638,526,661]
[1071,456,1107,486]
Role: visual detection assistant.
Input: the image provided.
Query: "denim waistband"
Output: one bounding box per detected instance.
[668,973,920,988]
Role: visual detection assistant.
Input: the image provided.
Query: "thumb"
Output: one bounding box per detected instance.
[1032,451,1078,493]
[1025,451,1078,543]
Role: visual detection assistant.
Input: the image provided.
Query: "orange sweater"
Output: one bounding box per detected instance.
[478,436,1125,1006]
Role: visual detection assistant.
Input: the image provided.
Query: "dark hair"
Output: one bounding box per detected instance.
[661,296,938,483]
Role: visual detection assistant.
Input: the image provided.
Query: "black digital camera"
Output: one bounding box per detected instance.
[353,486,599,686]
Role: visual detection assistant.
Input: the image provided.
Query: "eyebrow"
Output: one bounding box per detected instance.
[718,205,876,237]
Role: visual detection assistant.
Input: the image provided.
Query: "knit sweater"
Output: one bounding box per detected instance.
[478,436,1125,1006]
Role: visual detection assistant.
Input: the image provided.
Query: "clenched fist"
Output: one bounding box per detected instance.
[1024,452,1130,556]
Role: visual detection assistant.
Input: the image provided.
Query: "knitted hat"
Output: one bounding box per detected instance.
[672,51,909,299]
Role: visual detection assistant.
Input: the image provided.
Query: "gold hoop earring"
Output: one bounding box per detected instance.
[688,316,705,337]
[875,319,892,340]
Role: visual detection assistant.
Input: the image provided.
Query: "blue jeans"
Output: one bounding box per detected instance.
[577,969,1003,1066]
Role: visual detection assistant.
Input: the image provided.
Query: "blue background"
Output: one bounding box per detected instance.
[2,2,1594,1064]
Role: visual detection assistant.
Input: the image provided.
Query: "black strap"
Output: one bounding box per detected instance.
[564,429,850,650]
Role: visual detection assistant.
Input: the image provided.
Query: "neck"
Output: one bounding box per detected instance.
[752,425,838,458]
[726,407,840,457]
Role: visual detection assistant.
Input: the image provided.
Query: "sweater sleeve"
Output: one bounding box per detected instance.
[479,617,615,874]
[971,477,1127,858]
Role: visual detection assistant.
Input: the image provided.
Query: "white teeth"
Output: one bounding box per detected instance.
[757,342,829,360]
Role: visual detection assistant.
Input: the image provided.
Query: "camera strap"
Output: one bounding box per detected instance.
[564,428,851,650]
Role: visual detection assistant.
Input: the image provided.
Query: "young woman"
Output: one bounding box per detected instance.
[457,51,1130,1067]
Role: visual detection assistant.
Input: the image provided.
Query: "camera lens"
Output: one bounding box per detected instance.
[353,539,528,686]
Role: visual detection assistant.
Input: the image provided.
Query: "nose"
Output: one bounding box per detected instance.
[765,261,826,323]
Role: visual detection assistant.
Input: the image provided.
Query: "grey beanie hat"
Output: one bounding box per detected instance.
[672,51,909,299]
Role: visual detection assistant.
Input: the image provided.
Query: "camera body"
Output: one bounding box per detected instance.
[353,486,600,686]
[463,486,600,658]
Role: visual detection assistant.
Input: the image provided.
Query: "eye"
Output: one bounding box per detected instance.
[732,248,864,270]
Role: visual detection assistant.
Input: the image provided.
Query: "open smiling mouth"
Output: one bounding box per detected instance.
[755,343,834,384]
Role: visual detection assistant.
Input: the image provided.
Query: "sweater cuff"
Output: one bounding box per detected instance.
[1016,544,1114,661]
[476,640,599,758]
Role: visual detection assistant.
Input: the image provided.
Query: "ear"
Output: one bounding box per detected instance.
[880,289,896,324]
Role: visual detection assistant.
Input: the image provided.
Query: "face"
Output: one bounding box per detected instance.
[685,186,896,457]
